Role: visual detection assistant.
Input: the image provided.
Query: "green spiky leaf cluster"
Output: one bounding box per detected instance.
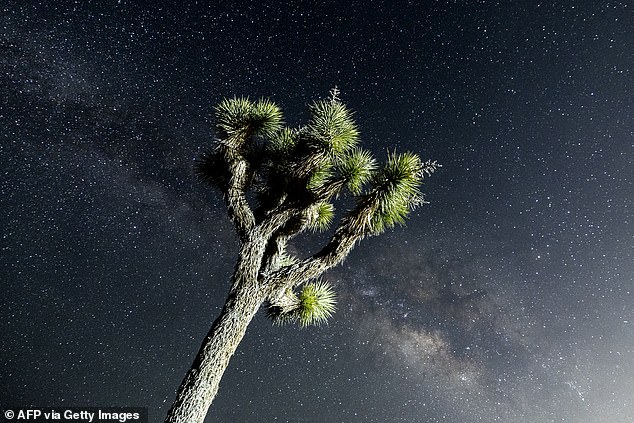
[306,202,335,232]
[305,100,359,155]
[296,280,337,326]
[247,97,376,210]
[368,151,426,234]
[215,97,283,143]
[336,148,377,195]
[198,92,438,240]
[307,163,334,192]
[267,281,337,327]
[268,127,298,155]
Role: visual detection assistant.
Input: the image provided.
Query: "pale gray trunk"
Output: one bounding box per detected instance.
[164,280,265,423]
[165,227,279,423]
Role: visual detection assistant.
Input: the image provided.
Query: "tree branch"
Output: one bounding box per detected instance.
[225,157,256,241]
[265,201,375,295]
[258,207,308,277]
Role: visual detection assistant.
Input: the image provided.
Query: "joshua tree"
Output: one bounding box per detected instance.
[165,89,440,423]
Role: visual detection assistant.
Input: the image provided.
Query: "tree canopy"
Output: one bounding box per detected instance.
[194,89,440,325]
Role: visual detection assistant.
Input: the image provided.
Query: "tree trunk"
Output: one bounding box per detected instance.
[165,280,266,423]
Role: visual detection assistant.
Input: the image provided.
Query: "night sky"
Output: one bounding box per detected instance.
[1,1,632,422]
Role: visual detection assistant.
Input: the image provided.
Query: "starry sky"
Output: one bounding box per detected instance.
[1,1,632,422]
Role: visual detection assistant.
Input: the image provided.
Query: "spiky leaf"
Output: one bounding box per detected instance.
[268,127,298,156]
[305,100,359,156]
[307,163,334,192]
[337,148,377,195]
[214,97,255,142]
[250,98,284,138]
[215,97,283,143]
[296,281,337,326]
[369,151,425,234]
[307,202,335,232]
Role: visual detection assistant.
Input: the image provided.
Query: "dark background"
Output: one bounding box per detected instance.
[1,1,632,422]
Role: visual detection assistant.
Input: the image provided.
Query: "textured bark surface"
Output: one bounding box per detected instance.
[164,277,266,423]
[165,233,271,423]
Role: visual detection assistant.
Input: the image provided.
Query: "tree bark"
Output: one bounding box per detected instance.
[164,280,266,423]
